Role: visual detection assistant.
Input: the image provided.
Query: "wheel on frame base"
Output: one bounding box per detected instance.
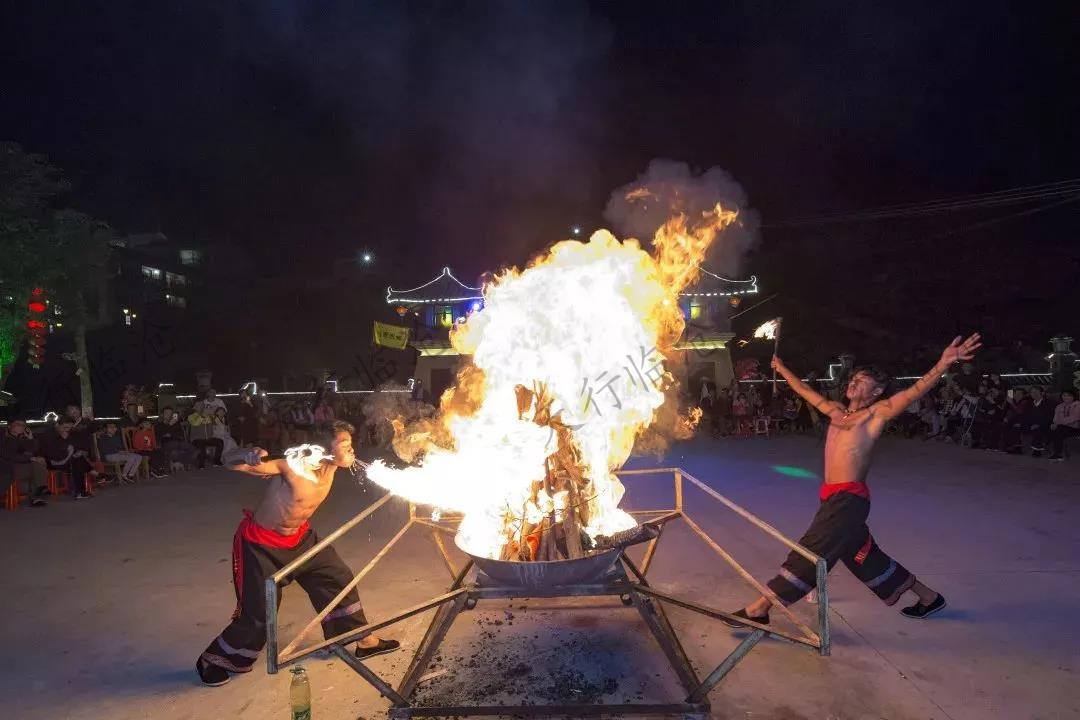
[464,597,478,610]
[620,594,634,606]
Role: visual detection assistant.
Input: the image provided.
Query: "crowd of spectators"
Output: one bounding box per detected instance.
[1,384,392,509]
[701,365,1080,462]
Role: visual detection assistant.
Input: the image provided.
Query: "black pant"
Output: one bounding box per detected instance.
[192,439,225,467]
[1051,426,1080,456]
[200,522,367,673]
[766,492,915,607]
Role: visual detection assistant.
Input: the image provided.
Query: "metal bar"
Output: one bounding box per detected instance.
[328,643,409,706]
[639,521,666,577]
[641,510,682,527]
[388,703,708,719]
[681,513,819,644]
[627,508,680,516]
[815,558,831,656]
[680,471,820,563]
[630,589,701,694]
[469,583,630,600]
[674,469,683,513]
[615,467,682,476]
[686,629,766,703]
[430,529,459,579]
[280,589,467,665]
[413,519,458,535]
[279,518,414,661]
[632,584,816,649]
[397,593,468,699]
[265,579,280,673]
[271,493,395,583]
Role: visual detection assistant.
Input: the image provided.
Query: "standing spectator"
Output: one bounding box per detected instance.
[188,401,225,468]
[287,402,315,443]
[234,391,259,446]
[131,418,168,477]
[40,418,92,499]
[972,387,1006,450]
[954,363,980,395]
[714,386,733,436]
[313,397,336,423]
[202,389,227,416]
[257,405,282,454]
[732,393,751,434]
[986,373,1005,393]
[0,419,49,506]
[97,421,144,482]
[120,403,144,429]
[154,407,198,470]
[1023,386,1055,457]
[1049,390,1080,461]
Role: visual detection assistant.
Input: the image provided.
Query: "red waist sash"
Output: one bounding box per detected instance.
[237,509,310,549]
[819,482,870,502]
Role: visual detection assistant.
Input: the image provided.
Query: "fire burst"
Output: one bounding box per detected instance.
[752,318,781,340]
[365,205,737,559]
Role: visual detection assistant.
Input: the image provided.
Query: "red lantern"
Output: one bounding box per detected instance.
[28,300,47,313]
[26,287,48,367]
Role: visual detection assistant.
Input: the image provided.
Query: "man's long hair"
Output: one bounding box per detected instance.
[853,364,891,395]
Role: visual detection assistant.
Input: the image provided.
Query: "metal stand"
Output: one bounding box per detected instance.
[265,468,831,718]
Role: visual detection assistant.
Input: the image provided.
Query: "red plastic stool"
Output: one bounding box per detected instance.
[47,470,71,496]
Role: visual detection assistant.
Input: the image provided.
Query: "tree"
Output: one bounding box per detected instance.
[0,142,114,412]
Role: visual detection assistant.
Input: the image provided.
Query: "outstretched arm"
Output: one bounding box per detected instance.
[771,356,845,420]
[229,447,287,477]
[871,333,982,424]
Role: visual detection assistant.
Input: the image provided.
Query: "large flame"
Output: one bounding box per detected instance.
[366,204,737,557]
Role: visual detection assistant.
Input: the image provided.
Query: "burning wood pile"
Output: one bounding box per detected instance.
[498,383,657,563]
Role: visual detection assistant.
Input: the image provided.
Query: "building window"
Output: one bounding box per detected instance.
[165,272,187,288]
[141,265,162,280]
[436,305,454,328]
[165,294,187,309]
[179,249,202,266]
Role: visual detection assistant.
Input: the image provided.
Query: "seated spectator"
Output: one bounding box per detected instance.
[732,393,751,434]
[1022,386,1055,457]
[928,387,956,439]
[154,407,198,470]
[202,388,227,416]
[1002,387,1032,454]
[945,391,978,443]
[187,401,225,468]
[131,418,168,478]
[40,418,93,499]
[97,421,144,482]
[287,402,315,443]
[954,363,980,395]
[971,387,1006,449]
[212,407,239,454]
[0,419,49,507]
[120,402,144,429]
[1049,390,1080,461]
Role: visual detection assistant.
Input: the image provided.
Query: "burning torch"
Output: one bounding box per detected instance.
[753,318,783,393]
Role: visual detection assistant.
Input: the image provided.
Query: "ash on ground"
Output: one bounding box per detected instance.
[411,599,683,708]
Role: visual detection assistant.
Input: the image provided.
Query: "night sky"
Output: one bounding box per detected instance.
[4,1,1079,367]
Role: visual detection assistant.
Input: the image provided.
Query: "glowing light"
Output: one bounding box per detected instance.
[28,301,47,313]
[771,465,819,479]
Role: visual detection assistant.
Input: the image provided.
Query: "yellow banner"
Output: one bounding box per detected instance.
[373,321,410,350]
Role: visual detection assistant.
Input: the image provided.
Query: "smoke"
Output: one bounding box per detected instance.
[603,159,761,276]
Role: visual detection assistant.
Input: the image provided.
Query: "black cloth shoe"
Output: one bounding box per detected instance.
[30,498,47,507]
[74,492,92,500]
[720,608,770,629]
[355,638,400,660]
[197,658,230,686]
[901,594,947,619]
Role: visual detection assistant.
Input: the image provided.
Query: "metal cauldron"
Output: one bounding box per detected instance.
[455,534,621,588]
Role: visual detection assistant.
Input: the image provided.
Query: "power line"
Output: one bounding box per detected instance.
[764,179,1080,228]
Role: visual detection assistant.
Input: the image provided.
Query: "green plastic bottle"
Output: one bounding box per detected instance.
[289,665,312,720]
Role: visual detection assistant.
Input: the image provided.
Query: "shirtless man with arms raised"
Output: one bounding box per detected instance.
[197,420,398,686]
[724,333,981,627]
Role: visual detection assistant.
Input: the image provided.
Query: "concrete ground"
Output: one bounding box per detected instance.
[1,435,1077,719]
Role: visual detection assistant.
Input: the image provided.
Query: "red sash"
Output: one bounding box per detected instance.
[819,482,870,502]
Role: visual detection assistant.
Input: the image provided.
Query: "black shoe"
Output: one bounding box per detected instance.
[354,638,400,660]
[901,594,947,619]
[33,486,50,498]
[1031,449,1043,458]
[197,658,230,686]
[29,498,47,507]
[720,608,770,629]
[74,492,92,500]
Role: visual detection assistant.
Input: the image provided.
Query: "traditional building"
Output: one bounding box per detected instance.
[386,267,759,401]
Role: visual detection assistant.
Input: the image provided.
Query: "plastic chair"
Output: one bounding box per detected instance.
[754,415,771,437]
[121,427,151,481]
[93,433,127,482]
[4,480,25,510]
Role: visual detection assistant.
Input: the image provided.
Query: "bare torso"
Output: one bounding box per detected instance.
[823,407,883,485]
[254,464,337,535]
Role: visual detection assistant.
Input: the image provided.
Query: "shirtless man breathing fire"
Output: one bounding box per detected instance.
[197,420,398,686]
[724,333,981,627]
